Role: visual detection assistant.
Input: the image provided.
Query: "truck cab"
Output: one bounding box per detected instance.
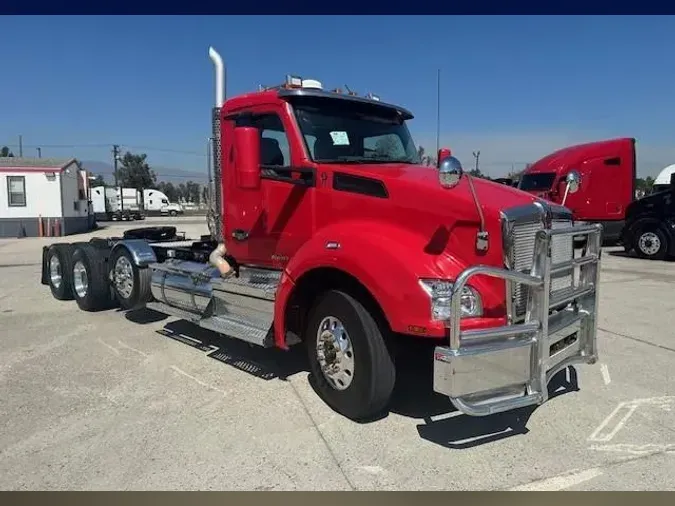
[621,172,675,260]
[40,47,604,423]
[518,137,636,243]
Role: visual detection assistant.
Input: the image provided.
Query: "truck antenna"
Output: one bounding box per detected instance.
[436,68,440,155]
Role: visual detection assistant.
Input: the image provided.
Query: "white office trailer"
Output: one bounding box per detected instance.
[0,157,94,238]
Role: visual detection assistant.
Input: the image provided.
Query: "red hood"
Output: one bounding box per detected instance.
[348,163,541,221]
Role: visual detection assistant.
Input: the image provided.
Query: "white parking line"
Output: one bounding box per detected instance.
[600,363,611,385]
[588,396,675,443]
[97,338,121,356]
[508,468,603,491]
[169,365,230,396]
[588,403,638,442]
[117,339,149,358]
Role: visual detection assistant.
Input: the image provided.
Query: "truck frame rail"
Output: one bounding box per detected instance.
[433,222,602,416]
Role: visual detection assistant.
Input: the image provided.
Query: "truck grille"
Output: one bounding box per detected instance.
[503,204,574,321]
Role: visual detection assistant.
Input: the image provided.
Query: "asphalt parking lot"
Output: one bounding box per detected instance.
[0,216,673,491]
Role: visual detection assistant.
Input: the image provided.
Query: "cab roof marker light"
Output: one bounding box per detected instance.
[286,75,303,88]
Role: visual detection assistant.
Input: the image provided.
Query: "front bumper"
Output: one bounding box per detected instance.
[433,223,602,416]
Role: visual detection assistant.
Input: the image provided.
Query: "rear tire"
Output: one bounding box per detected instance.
[109,247,153,310]
[46,244,76,300]
[305,290,395,421]
[71,244,115,311]
[634,227,668,260]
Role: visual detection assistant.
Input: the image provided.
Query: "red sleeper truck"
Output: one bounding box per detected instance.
[517,137,637,244]
[40,47,603,422]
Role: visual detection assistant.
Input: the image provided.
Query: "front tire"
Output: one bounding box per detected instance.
[71,244,115,311]
[634,227,668,260]
[305,290,395,421]
[109,247,152,310]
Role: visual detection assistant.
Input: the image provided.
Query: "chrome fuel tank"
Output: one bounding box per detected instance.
[150,260,219,316]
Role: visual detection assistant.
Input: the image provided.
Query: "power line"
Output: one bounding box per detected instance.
[0,142,205,157]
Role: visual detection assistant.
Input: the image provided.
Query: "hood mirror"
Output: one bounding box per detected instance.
[561,170,581,206]
[438,156,463,189]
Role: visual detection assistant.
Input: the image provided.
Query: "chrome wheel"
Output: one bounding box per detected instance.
[638,232,661,256]
[112,255,134,299]
[316,316,355,391]
[73,260,89,298]
[49,255,62,289]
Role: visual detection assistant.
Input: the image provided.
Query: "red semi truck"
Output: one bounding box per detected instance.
[517,137,636,244]
[40,47,603,421]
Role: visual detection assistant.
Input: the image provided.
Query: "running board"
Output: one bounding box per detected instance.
[146,263,281,348]
[146,300,274,347]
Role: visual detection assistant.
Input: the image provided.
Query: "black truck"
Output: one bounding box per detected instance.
[620,173,675,260]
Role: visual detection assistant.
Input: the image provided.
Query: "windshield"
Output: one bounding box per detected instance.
[518,172,556,191]
[290,96,421,164]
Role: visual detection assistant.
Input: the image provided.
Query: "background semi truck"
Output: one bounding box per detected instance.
[92,186,183,220]
[517,137,636,244]
[40,46,603,422]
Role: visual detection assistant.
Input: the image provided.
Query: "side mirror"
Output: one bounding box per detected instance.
[436,147,452,167]
[566,170,581,194]
[561,169,581,206]
[438,156,463,189]
[233,126,261,189]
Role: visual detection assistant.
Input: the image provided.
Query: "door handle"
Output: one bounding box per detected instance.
[232,229,249,241]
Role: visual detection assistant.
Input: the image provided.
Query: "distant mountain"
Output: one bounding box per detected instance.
[80,160,209,185]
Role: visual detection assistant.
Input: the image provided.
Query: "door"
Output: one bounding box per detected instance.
[223,107,315,268]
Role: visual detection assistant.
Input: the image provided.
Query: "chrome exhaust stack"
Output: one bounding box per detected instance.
[208,46,226,243]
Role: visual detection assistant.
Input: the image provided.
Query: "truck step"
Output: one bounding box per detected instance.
[212,266,281,301]
[145,300,274,348]
[200,313,273,347]
[147,262,280,348]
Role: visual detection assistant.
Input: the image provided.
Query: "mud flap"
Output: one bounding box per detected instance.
[40,246,50,285]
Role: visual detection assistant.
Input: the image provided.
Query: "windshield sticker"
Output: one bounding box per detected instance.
[330,131,350,146]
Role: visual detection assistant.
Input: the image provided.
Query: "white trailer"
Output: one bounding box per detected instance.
[653,164,675,193]
[91,186,145,221]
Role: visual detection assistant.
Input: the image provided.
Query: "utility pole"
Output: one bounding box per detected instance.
[19,135,23,157]
[472,150,481,175]
[113,144,122,211]
[36,147,42,158]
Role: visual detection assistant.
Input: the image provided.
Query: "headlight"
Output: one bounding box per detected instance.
[419,279,483,321]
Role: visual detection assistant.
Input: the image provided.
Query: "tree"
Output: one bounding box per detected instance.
[178,183,188,202]
[92,174,106,186]
[417,145,425,160]
[1,146,15,157]
[416,145,436,166]
[157,181,178,202]
[635,176,654,193]
[118,151,157,190]
[185,180,201,205]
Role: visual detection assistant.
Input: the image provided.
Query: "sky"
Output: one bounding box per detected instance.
[2,15,675,180]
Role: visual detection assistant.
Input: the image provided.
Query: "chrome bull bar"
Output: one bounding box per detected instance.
[433,223,602,416]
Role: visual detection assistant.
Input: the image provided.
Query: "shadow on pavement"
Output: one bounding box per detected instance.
[123,308,581,448]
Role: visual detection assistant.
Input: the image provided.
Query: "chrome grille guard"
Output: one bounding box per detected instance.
[433,222,602,417]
